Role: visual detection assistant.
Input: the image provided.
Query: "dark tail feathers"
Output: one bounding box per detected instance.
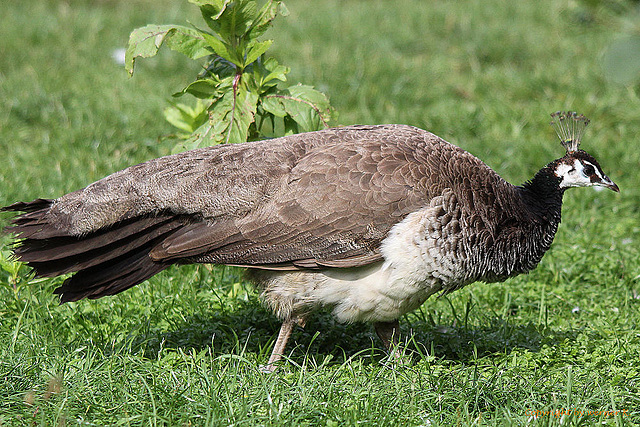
[3,199,183,302]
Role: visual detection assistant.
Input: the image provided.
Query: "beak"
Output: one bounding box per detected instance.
[602,176,620,192]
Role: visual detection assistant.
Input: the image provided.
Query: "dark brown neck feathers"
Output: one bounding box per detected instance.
[474,162,566,285]
[520,160,565,224]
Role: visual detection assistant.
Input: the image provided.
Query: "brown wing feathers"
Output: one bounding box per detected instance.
[3,125,487,302]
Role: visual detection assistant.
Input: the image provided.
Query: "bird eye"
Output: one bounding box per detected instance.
[583,164,595,176]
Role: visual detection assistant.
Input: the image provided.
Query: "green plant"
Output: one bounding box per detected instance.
[125,0,335,152]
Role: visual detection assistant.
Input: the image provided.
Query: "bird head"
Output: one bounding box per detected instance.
[550,111,619,192]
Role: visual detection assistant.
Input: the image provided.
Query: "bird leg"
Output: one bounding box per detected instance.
[374,319,400,356]
[261,315,306,373]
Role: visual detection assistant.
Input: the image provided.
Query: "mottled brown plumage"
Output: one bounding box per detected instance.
[2,119,618,371]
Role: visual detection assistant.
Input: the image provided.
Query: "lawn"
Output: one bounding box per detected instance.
[1,0,639,425]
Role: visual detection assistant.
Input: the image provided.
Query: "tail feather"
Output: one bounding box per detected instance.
[2,199,53,213]
[15,217,181,269]
[21,220,180,278]
[3,199,185,302]
[55,244,170,302]
[2,200,71,239]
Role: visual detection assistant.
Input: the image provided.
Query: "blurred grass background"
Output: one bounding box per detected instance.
[1,0,639,425]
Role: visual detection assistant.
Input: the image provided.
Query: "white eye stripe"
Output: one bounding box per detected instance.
[582,161,604,180]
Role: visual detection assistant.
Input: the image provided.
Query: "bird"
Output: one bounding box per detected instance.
[2,111,618,372]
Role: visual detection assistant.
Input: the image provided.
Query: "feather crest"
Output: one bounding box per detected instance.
[550,111,590,153]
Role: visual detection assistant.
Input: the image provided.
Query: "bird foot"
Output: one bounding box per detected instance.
[259,363,277,374]
[260,315,306,373]
[380,344,411,369]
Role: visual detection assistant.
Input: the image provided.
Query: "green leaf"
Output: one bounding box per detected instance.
[201,33,238,65]
[174,78,223,99]
[245,57,288,94]
[202,56,238,80]
[261,57,289,85]
[165,106,194,133]
[199,0,258,39]
[227,0,259,36]
[196,0,232,32]
[244,40,272,67]
[208,86,259,145]
[247,1,284,40]
[188,0,226,9]
[261,95,287,117]
[262,84,334,132]
[171,121,215,154]
[164,100,209,134]
[126,24,210,75]
[190,0,232,30]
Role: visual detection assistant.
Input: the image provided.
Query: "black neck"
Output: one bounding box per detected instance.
[482,162,566,281]
[520,162,565,224]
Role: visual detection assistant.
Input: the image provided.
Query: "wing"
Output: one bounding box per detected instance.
[149,125,459,269]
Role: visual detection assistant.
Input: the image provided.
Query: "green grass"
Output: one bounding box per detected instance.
[1,0,640,425]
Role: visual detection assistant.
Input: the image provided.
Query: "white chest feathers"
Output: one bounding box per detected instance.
[257,191,469,323]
